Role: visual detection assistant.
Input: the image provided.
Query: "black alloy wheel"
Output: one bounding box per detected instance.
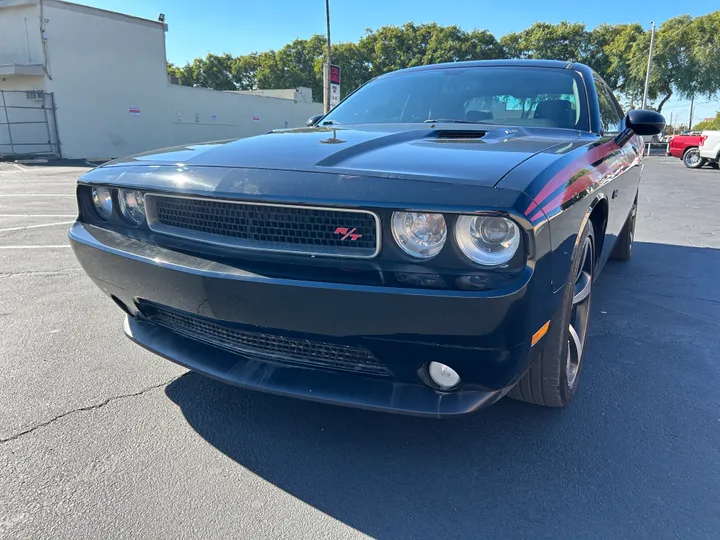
[510,220,595,407]
[566,234,593,389]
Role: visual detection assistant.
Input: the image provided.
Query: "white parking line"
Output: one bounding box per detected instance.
[0,194,74,197]
[0,245,70,249]
[0,221,73,233]
[0,214,76,218]
[0,183,78,187]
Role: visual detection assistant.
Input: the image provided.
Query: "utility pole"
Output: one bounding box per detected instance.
[323,0,332,114]
[669,112,674,133]
[689,96,695,130]
[641,21,656,110]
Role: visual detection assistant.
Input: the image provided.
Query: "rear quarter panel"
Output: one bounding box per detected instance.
[497,134,641,291]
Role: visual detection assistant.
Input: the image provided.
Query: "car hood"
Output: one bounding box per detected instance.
[103,124,581,187]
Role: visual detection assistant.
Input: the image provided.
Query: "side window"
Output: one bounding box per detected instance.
[595,80,622,133]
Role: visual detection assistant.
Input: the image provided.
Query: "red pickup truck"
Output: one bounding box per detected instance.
[666,134,713,168]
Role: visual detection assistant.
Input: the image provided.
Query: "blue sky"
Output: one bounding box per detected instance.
[77,0,717,122]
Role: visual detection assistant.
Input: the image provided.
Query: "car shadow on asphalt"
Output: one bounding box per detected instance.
[165,241,720,539]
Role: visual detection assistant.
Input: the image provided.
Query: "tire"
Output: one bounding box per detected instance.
[610,196,636,261]
[683,147,706,169]
[509,220,595,407]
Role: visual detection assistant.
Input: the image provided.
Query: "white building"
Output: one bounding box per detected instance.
[0,0,321,160]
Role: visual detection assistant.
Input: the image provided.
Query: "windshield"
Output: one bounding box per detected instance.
[322,66,589,131]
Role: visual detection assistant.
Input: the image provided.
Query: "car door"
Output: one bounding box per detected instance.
[594,78,640,252]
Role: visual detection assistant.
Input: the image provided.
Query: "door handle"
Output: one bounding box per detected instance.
[612,190,619,199]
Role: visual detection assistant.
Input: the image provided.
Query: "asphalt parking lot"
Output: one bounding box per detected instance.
[1,158,719,539]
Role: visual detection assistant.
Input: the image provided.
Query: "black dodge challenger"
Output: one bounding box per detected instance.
[70,60,664,417]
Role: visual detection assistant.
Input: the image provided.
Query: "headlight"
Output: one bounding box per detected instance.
[455,215,521,266]
[391,212,446,259]
[117,189,146,226]
[91,187,113,220]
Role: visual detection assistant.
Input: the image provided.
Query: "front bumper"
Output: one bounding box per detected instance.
[70,221,558,417]
[124,315,507,416]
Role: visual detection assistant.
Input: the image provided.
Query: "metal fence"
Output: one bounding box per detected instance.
[0,89,61,160]
[644,142,669,157]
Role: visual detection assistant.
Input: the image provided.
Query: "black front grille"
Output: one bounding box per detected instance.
[144,305,390,377]
[146,195,379,258]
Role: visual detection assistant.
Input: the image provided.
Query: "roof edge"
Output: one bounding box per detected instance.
[44,0,166,29]
[385,59,577,76]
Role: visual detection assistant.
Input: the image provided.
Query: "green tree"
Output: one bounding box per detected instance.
[500,22,588,61]
[165,12,720,108]
[359,23,503,78]
[626,15,706,112]
[191,53,236,90]
[587,24,644,93]
[687,11,720,100]
[329,42,371,98]
[166,61,197,87]
[231,53,261,90]
[693,111,720,131]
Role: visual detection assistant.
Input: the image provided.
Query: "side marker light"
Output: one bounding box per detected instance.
[531,321,551,346]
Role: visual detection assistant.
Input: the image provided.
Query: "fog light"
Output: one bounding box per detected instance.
[395,272,447,288]
[428,361,460,390]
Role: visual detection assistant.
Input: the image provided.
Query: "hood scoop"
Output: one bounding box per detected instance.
[433,130,487,140]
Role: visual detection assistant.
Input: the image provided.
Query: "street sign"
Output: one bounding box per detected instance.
[329,64,341,85]
[330,83,341,108]
[329,64,341,108]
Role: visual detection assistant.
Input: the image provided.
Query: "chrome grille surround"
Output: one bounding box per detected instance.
[144,193,381,259]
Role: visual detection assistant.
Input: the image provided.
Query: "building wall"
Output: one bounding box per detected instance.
[40,0,170,159]
[167,85,320,147]
[0,1,44,66]
[1,0,323,160]
[0,75,45,90]
[234,87,314,103]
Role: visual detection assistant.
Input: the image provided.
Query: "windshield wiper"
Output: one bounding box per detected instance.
[424,119,484,124]
[321,119,341,125]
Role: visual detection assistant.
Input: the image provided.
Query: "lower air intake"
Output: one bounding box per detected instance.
[143,304,390,377]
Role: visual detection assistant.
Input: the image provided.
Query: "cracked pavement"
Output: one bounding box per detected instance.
[0,377,180,444]
[1,159,719,539]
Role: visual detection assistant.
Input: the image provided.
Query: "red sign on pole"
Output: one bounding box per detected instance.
[330,64,341,85]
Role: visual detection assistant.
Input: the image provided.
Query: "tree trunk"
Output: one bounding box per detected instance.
[656,89,672,113]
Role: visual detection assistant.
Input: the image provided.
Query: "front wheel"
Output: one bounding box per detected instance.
[683,148,706,169]
[509,220,595,407]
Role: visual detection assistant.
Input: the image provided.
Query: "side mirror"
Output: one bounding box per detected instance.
[306,114,324,127]
[625,109,665,136]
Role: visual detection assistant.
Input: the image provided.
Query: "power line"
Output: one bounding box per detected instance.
[660,100,716,110]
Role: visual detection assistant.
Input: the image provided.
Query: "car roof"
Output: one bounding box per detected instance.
[383,59,580,77]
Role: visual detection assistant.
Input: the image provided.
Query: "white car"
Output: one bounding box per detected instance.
[699,131,720,167]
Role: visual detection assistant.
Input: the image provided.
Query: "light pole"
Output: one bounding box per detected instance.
[689,96,695,130]
[641,21,656,110]
[323,0,332,114]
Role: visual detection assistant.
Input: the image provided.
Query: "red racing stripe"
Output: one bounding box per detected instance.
[541,174,596,214]
[524,140,620,216]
